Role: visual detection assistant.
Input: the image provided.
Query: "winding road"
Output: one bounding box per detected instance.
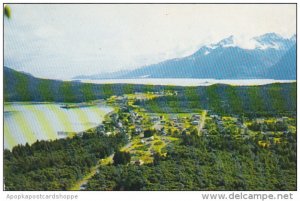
[69,141,132,190]
[198,110,207,135]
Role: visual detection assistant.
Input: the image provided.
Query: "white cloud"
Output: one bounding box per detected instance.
[4,4,296,79]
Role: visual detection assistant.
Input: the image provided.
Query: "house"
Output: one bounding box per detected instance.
[170,117,178,122]
[135,126,143,134]
[161,130,167,136]
[256,118,265,124]
[117,122,123,128]
[192,121,199,125]
[170,115,178,121]
[103,120,111,124]
[120,106,129,112]
[147,136,154,142]
[210,114,220,119]
[216,120,223,125]
[282,117,288,122]
[153,124,162,131]
[134,159,144,165]
[80,182,88,190]
[278,117,288,122]
[130,112,137,117]
[115,96,125,103]
[192,114,201,120]
[150,116,160,122]
[239,124,246,129]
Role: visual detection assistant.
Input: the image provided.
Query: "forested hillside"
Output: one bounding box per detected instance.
[4,67,296,118]
[4,66,148,102]
[86,131,296,190]
[4,132,128,190]
[135,83,296,117]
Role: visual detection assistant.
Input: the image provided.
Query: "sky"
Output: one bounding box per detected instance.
[4,4,296,80]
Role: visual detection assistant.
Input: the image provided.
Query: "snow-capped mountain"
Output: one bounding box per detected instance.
[253,33,295,50]
[265,44,296,79]
[210,35,235,48]
[74,32,296,80]
[200,33,294,52]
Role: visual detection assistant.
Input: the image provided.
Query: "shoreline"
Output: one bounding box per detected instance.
[4,101,114,150]
[70,78,296,87]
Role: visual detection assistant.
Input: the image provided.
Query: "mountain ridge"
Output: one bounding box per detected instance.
[74,32,296,80]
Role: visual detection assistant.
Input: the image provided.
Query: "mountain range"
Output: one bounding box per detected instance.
[74,33,296,80]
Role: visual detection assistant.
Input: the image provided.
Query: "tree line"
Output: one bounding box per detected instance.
[86,128,296,190]
[4,131,128,190]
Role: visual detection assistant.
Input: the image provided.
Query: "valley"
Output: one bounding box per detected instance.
[4,83,297,190]
[3,3,297,194]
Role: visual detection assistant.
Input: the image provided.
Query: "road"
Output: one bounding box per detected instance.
[69,141,132,190]
[198,110,207,135]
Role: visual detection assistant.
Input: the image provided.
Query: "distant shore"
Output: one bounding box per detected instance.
[70,78,296,87]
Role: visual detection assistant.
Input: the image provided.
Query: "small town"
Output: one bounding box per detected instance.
[72,91,296,190]
[3,3,296,193]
